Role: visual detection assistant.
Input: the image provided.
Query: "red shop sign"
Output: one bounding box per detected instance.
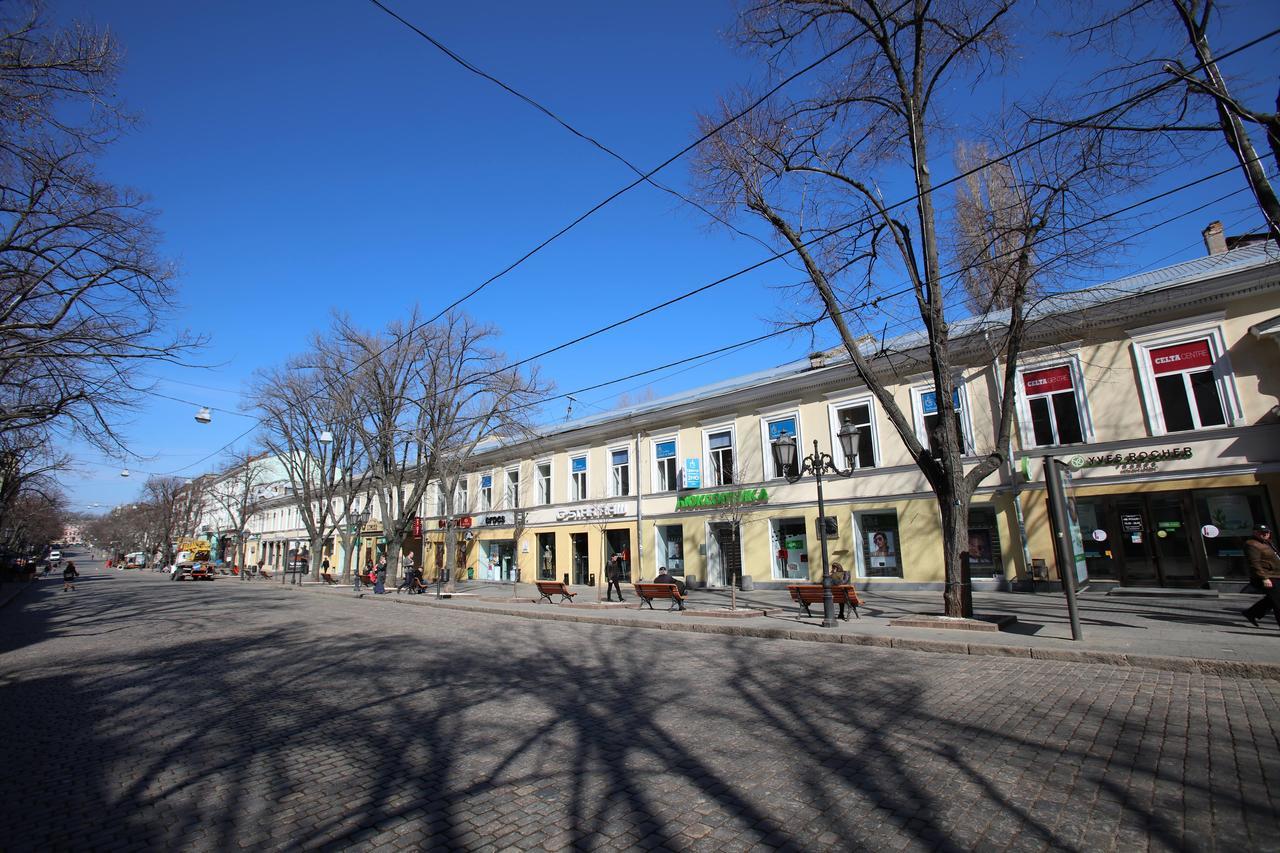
[1150,339,1212,374]
[412,516,422,537]
[1022,365,1073,395]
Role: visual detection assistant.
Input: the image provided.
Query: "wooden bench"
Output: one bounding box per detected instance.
[787,584,862,619]
[535,580,576,604]
[634,582,685,611]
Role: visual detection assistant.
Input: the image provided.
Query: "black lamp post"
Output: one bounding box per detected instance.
[349,503,371,593]
[771,422,862,628]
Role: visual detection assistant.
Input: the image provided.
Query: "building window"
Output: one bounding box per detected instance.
[855,510,902,579]
[707,429,734,486]
[656,525,684,576]
[480,475,492,511]
[455,480,469,515]
[1021,365,1084,447]
[610,448,630,497]
[764,415,799,478]
[653,439,678,492]
[570,455,588,501]
[833,401,876,469]
[914,387,967,456]
[504,467,520,508]
[1148,339,1227,432]
[536,462,552,505]
[434,483,447,517]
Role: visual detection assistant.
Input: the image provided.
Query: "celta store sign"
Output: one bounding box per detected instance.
[675,488,768,511]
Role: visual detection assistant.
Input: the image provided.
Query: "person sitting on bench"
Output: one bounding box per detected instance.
[654,567,687,598]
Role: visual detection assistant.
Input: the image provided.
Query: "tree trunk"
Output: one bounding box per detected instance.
[309,534,324,581]
[386,533,403,585]
[937,482,974,619]
[340,534,356,579]
[444,525,458,592]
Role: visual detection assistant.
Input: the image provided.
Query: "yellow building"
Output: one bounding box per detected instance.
[423,240,1280,591]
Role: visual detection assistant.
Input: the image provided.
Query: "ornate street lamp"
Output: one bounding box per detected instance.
[771,421,862,627]
[349,501,372,593]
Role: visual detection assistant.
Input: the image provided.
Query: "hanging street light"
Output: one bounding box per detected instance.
[770,421,862,627]
[319,430,334,445]
[195,406,212,424]
[120,469,130,478]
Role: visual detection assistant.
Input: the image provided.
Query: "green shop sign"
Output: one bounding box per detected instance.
[675,488,769,511]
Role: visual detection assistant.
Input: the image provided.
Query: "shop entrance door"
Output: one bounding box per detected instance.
[1115,501,1160,586]
[1148,496,1203,587]
[707,522,741,588]
[570,533,589,585]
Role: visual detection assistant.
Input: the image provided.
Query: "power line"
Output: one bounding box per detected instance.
[109,29,1279,477]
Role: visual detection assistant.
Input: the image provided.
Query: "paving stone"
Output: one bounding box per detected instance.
[0,569,1277,851]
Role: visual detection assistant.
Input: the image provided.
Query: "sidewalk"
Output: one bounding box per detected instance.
[0,576,38,611]
[292,579,1280,678]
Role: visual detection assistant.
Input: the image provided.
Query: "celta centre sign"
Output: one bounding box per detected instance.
[675,488,769,511]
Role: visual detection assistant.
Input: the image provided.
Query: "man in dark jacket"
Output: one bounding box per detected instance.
[654,567,687,598]
[1243,524,1280,629]
[605,554,625,602]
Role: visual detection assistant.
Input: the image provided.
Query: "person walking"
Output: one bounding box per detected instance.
[373,555,388,595]
[62,561,79,592]
[605,553,625,602]
[1243,524,1280,629]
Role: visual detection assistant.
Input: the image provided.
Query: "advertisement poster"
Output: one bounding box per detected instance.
[684,458,701,489]
[867,530,897,569]
[1205,494,1254,536]
[1062,468,1088,584]
[966,530,993,566]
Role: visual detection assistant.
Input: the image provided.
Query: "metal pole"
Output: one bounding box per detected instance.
[813,440,837,628]
[1043,456,1083,641]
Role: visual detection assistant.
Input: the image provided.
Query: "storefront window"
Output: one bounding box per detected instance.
[771,518,809,579]
[966,506,1003,576]
[656,525,684,576]
[537,532,556,580]
[856,511,902,578]
[1195,489,1271,581]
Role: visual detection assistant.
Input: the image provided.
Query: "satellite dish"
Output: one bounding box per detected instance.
[195,406,212,424]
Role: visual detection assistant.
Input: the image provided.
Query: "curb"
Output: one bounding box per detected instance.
[304,585,1280,681]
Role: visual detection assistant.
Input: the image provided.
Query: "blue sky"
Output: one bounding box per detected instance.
[59,0,1278,512]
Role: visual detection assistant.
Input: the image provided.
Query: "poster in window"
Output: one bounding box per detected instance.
[966,529,993,566]
[1205,494,1254,536]
[867,530,897,569]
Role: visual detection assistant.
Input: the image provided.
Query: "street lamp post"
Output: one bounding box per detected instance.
[771,422,862,628]
[349,503,371,595]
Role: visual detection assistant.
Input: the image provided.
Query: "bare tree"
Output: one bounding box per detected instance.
[1061,0,1279,237]
[205,450,272,572]
[695,0,1127,617]
[250,337,369,581]
[0,2,202,451]
[337,309,546,586]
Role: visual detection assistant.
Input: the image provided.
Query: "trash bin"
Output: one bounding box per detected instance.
[589,572,596,587]
[563,572,569,586]
[686,574,697,589]
[466,566,474,580]
[739,575,754,592]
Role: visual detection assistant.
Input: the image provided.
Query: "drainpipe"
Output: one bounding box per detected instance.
[635,427,644,581]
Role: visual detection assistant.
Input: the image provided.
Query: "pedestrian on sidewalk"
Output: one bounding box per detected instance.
[62,561,79,592]
[373,555,387,594]
[606,553,625,602]
[1243,524,1280,629]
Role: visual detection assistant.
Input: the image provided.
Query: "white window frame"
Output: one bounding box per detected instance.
[608,445,631,497]
[504,465,521,509]
[568,451,589,502]
[825,394,879,470]
[479,473,493,511]
[1014,352,1093,448]
[758,408,802,480]
[909,380,973,455]
[650,435,679,494]
[454,478,469,515]
[535,459,553,506]
[1128,317,1241,435]
[434,482,447,517]
[702,424,737,488]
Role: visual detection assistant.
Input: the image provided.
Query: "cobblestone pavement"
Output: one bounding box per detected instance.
[2,564,1278,852]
